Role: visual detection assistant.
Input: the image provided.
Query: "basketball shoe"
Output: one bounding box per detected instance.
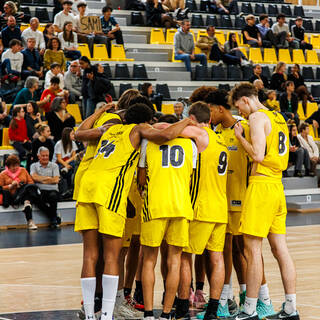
[265,303,300,320]
[256,299,275,319]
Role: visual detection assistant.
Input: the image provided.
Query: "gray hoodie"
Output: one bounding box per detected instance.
[64,67,82,96]
[174,28,195,55]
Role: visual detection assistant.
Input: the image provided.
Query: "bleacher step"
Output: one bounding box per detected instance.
[123,34,147,44]
[287,201,320,213]
[282,176,318,190]
[148,71,191,81]
[126,52,169,62]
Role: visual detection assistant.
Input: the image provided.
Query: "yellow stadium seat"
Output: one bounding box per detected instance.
[171,49,182,63]
[215,32,225,45]
[20,23,29,31]
[67,104,83,124]
[166,28,177,44]
[304,34,309,43]
[239,34,250,47]
[249,48,263,64]
[194,46,202,54]
[306,102,319,119]
[292,49,306,64]
[297,103,306,120]
[189,30,196,42]
[196,29,208,41]
[310,35,320,49]
[78,43,92,59]
[150,28,165,44]
[2,128,13,149]
[93,44,110,61]
[162,104,174,114]
[6,104,12,114]
[278,49,292,64]
[306,50,319,64]
[110,44,134,61]
[39,23,46,32]
[239,47,248,59]
[263,48,277,64]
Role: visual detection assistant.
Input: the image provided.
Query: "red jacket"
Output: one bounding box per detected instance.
[9,118,29,142]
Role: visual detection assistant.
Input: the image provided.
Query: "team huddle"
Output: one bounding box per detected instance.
[73,82,299,320]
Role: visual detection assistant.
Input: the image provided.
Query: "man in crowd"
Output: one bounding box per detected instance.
[253,79,267,103]
[1,39,23,80]
[291,16,313,51]
[242,14,262,48]
[256,14,278,48]
[21,37,43,79]
[1,15,21,49]
[64,60,82,103]
[53,0,76,33]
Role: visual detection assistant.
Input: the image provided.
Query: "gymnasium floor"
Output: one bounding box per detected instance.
[0,225,319,320]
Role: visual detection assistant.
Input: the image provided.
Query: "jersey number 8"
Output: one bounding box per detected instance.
[160,145,185,168]
[278,132,287,156]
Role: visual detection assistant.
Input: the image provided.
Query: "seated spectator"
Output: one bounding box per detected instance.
[64,60,82,103]
[173,101,184,120]
[25,101,45,140]
[79,56,92,116]
[280,80,299,125]
[21,18,46,55]
[146,0,176,28]
[242,14,262,48]
[43,37,66,71]
[265,90,280,112]
[46,97,75,142]
[298,122,320,175]
[253,79,267,103]
[13,76,50,108]
[31,124,54,163]
[0,155,38,230]
[100,6,125,57]
[224,32,249,62]
[256,14,278,48]
[140,82,163,112]
[52,127,77,192]
[291,17,313,51]
[21,38,43,79]
[249,64,269,88]
[162,0,185,11]
[0,101,11,131]
[207,0,229,15]
[0,1,24,29]
[1,15,21,49]
[270,61,287,91]
[58,21,81,60]
[8,106,31,160]
[174,19,207,72]
[53,0,76,33]
[125,0,146,10]
[30,147,61,228]
[45,63,65,89]
[1,39,23,81]
[43,23,55,48]
[288,122,311,177]
[271,14,299,49]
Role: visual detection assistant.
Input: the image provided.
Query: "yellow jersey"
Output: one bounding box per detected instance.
[215,120,250,212]
[77,124,139,218]
[255,109,289,179]
[139,138,197,222]
[191,127,228,223]
[73,112,121,200]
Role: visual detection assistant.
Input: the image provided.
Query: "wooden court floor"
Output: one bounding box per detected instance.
[0,225,319,319]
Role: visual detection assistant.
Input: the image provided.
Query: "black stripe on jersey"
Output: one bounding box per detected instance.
[108,150,138,212]
[142,176,150,222]
[191,153,201,208]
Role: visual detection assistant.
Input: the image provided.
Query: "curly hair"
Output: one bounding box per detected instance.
[189,86,217,103]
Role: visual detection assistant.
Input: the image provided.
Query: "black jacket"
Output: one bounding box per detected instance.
[270,73,286,91]
[279,92,298,114]
[146,2,165,26]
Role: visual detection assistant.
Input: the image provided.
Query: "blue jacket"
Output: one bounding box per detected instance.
[22,48,41,71]
[1,26,21,48]
[100,15,118,34]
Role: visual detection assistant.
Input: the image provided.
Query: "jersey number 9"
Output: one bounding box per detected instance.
[160,145,185,168]
[218,151,227,175]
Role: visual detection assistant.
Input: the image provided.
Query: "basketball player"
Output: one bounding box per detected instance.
[75,104,194,320]
[229,83,299,320]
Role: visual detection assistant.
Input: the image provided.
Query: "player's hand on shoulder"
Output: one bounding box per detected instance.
[234,122,244,139]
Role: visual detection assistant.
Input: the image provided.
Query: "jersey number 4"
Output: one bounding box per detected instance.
[160,145,185,168]
[95,140,116,158]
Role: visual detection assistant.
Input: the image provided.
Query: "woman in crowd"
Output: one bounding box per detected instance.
[280,80,299,126]
[31,124,54,163]
[249,64,269,89]
[43,23,55,48]
[224,33,248,61]
[8,106,32,160]
[0,155,37,230]
[25,101,45,140]
[270,61,287,91]
[0,1,24,28]
[46,97,75,142]
[145,0,176,28]
[43,37,66,71]
[58,21,81,60]
[140,82,163,112]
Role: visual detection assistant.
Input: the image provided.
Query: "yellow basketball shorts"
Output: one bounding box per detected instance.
[240,176,287,238]
[185,220,227,254]
[226,210,242,236]
[140,218,189,248]
[74,202,126,237]
[122,214,141,247]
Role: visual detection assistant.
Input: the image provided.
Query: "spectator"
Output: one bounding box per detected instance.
[145,0,176,28]
[242,14,262,48]
[249,64,269,88]
[224,32,249,61]
[1,15,21,49]
[253,79,267,103]
[298,122,320,175]
[64,60,82,103]
[25,101,45,140]
[256,14,278,48]
[21,18,46,54]
[265,90,280,112]
[1,39,23,81]
[291,17,313,51]
[174,19,207,72]
[43,23,55,48]
[0,1,23,29]
[173,101,184,119]
[53,0,76,33]
[162,0,185,11]
[0,155,38,230]
[13,76,50,108]
[52,127,77,191]
[58,21,81,60]
[280,80,299,125]
[8,106,31,160]
[270,61,287,91]
[30,147,61,228]
[45,62,65,89]
[288,122,311,177]
[207,0,229,15]
[0,101,11,133]
[140,82,163,112]
[21,37,43,79]
[271,13,299,49]
[0,38,4,56]
[79,55,92,117]
[31,124,55,162]
[46,97,75,142]
[43,37,66,71]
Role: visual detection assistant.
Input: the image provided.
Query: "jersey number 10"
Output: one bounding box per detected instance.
[160,145,185,168]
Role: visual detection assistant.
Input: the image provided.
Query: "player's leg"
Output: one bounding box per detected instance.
[133,246,144,309]
[193,254,206,309]
[160,240,169,304]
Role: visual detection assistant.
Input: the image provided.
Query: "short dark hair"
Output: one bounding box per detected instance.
[205,90,231,110]
[50,76,60,84]
[9,38,21,47]
[129,95,155,115]
[228,82,258,106]
[181,19,190,25]
[285,80,294,87]
[299,122,309,133]
[188,101,211,123]
[158,114,179,123]
[47,37,61,50]
[206,25,215,31]
[6,154,20,167]
[62,0,73,5]
[189,86,217,103]
[259,14,268,22]
[124,103,154,124]
[77,1,87,8]
[102,5,112,13]
[50,62,61,70]
[277,13,286,20]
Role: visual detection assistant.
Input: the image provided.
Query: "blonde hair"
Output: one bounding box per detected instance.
[117,89,140,110]
[4,1,17,14]
[274,62,287,80]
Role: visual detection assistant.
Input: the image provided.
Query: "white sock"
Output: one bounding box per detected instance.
[81,277,96,320]
[240,284,246,293]
[219,284,229,307]
[116,289,125,304]
[259,284,271,305]
[101,274,119,320]
[228,275,234,300]
[284,294,296,315]
[244,297,257,315]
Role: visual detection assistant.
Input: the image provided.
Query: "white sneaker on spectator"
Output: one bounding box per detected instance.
[28,220,38,230]
[241,59,252,66]
[113,299,144,319]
